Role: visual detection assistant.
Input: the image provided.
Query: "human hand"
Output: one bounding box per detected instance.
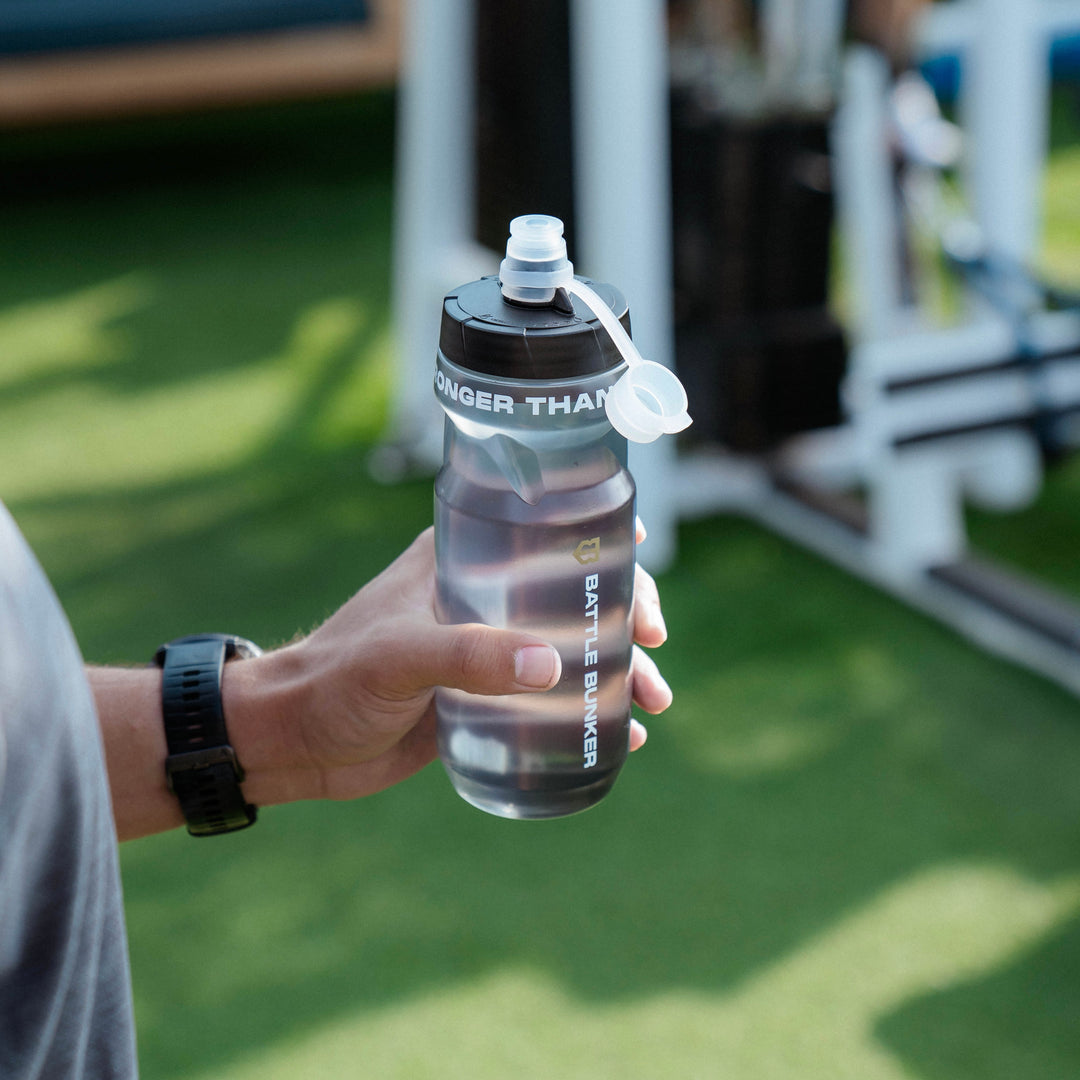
[228,522,671,809]
[627,518,673,749]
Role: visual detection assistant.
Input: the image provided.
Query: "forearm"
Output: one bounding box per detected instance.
[87,665,183,841]
[86,650,310,842]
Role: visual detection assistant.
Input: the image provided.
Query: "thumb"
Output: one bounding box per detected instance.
[399,623,562,697]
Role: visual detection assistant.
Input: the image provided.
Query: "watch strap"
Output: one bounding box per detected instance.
[155,635,258,837]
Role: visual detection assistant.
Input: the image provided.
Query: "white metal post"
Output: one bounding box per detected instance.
[962,0,1049,270]
[389,0,489,471]
[832,45,909,345]
[570,0,679,571]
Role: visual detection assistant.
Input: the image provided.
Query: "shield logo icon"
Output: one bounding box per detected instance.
[573,537,600,565]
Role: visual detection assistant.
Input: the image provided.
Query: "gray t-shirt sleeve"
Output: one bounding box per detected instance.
[0,502,138,1079]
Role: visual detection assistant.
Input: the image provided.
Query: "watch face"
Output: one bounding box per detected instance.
[155,634,262,666]
[230,638,263,660]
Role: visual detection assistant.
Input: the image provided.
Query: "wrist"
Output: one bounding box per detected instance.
[89,664,184,841]
[218,643,321,807]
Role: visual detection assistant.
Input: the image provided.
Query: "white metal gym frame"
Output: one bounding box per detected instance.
[387,0,1080,695]
[676,0,1080,697]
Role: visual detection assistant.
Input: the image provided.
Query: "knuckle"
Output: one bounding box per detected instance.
[450,629,500,688]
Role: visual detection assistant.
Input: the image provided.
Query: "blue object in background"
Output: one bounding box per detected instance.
[920,31,1080,102]
[0,0,368,56]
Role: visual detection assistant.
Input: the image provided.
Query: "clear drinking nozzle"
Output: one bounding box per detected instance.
[499,214,575,305]
[499,214,692,444]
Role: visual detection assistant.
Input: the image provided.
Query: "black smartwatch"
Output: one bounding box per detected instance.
[153,633,262,837]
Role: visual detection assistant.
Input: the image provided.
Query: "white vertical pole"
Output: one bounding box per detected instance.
[955,0,1050,519]
[962,0,1048,267]
[390,0,478,465]
[570,0,680,571]
[832,45,908,344]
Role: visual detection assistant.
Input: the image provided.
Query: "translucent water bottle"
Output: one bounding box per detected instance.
[434,215,690,819]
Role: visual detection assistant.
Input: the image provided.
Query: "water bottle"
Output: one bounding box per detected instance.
[434,215,690,819]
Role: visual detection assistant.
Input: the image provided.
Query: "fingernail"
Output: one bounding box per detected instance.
[635,647,673,711]
[515,645,561,689]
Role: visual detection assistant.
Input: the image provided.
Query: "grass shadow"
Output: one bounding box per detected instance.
[876,913,1080,1080]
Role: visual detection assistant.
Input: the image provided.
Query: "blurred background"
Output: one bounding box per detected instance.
[3,0,1080,1077]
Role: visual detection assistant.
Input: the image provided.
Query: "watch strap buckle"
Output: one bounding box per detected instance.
[165,744,246,792]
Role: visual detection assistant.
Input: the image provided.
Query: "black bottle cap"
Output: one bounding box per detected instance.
[439,276,631,380]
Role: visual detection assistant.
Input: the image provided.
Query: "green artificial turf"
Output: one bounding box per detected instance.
[3,91,1080,1080]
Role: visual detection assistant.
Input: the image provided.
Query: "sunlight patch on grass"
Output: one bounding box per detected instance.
[691,702,842,776]
[315,322,395,449]
[0,288,388,502]
[1042,143,1080,287]
[0,273,152,388]
[197,863,1080,1080]
[675,643,912,777]
[285,297,367,372]
[0,369,287,500]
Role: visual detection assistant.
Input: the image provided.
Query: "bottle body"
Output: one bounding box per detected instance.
[434,349,636,818]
